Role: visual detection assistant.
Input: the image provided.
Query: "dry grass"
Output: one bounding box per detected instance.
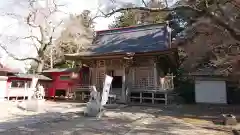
[181,118,211,125]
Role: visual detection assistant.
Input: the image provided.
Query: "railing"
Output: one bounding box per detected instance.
[68,84,91,101]
[131,75,174,91]
[7,88,26,97]
[73,84,92,92]
[72,75,174,92]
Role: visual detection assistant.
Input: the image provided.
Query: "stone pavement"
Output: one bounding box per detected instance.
[0,105,230,135]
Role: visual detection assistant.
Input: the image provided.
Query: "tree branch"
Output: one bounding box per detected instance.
[27,29,41,51]
[206,10,240,41]
[231,0,240,11]
[142,0,147,7]
[26,12,39,28]
[0,44,40,62]
[37,25,45,55]
[23,35,42,45]
[215,0,226,17]
[104,3,240,41]
[164,0,169,8]
[50,0,65,14]
[103,6,202,17]
[0,12,22,19]
[36,20,63,60]
[53,59,67,67]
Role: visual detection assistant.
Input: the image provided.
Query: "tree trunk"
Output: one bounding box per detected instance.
[37,59,44,73]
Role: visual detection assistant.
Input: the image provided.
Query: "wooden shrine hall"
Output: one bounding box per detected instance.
[65,23,178,104]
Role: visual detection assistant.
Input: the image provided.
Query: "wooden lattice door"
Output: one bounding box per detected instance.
[95,68,105,89]
[134,67,154,89]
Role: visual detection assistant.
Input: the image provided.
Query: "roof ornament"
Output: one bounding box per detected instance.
[123,52,135,68]
[124,52,135,59]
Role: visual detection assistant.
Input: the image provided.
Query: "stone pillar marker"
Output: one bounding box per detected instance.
[84,75,113,117]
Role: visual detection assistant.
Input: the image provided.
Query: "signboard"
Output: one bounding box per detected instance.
[101,75,113,106]
[92,86,97,92]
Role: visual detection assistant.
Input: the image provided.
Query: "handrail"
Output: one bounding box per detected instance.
[73,75,174,92]
[131,75,174,91]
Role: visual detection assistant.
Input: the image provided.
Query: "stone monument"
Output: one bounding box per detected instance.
[220,114,237,125]
[84,75,113,117]
[84,86,101,117]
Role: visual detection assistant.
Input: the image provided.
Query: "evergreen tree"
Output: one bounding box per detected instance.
[109,0,167,28]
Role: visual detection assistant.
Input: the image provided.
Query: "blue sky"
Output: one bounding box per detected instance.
[0,0,176,72]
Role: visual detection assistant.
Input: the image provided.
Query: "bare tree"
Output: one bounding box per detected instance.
[100,0,240,42]
[56,10,94,53]
[95,0,240,76]
[176,19,239,73]
[0,0,65,72]
[52,10,94,68]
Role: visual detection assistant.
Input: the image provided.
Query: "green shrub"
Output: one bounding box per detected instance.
[175,79,195,104]
[174,68,195,104]
[227,85,240,104]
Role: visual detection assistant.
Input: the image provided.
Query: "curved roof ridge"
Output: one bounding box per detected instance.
[96,23,167,35]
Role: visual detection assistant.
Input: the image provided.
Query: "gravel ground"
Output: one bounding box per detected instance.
[0,103,230,135]
[0,101,85,132]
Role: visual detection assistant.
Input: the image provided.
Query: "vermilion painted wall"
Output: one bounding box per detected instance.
[6,67,89,98]
[47,72,73,97]
[47,68,86,97]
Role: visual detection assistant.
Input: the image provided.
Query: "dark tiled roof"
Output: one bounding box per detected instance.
[9,73,52,81]
[188,68,226,77]
[65,23,170,57]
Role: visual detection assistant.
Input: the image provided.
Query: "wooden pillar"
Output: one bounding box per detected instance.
[122,52,134,104]
[122,63,132,103]
[165,93,168,105]
[153,56,159,90]
[92,60,97,87]
[53,89,56,101]
[121,67,126,103]
[154,62,158,88]
[89,68,93,85]
[132,67,135,86]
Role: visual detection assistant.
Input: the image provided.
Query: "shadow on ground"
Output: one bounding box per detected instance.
[124,104,240,122]
[0,103,236,135]
[107,104,240,133]
[0,111,213,135]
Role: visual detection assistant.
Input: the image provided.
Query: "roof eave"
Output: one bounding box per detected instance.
[65,48,178,60]
[8,76,52,81]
